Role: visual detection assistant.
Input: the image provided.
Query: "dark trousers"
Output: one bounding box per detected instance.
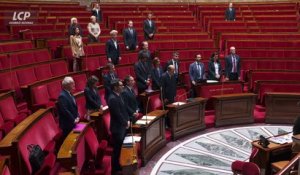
[111,57,119,65]
[88,35,99,43]
[127,43,137,51]
[229,72,238,81]
[111,130,126,172]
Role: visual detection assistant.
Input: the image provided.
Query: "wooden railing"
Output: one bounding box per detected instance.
[276,153,300,175]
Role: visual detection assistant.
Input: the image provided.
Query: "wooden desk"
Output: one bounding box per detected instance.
[212,93,256,127]
[166,97,207,140]
[132,110,167,165]
[57,122,89,172]
[265,92,300,124]
[194,81,243,109]
[252,140,292,175]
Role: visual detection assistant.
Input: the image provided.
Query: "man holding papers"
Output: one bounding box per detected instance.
[108,79,129,175]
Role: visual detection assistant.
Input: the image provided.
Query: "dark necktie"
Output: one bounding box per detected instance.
[232,56,237,72]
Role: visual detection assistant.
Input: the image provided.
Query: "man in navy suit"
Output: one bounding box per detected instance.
[106,30,121,65]
[143,13,156,40]
[108,79,129,175]
[91,3,102,22]
[123,20,138,51]
[103,63,118,103]
[225,46,241,81]
[122,75,141,122]
[57,76,79,137]
[225,2,236,21]
[138,41,152,68]
[151,57,163,90]
[134,53,151,93]
[161,65,177,105]
[189,54,206,85]
[165,51,180,83]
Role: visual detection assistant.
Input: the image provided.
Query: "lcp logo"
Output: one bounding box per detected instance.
[9,11,35,25]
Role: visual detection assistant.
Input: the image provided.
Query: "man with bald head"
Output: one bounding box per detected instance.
[225,46,241,81]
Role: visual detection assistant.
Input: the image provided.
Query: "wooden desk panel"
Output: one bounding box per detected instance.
[167,97,207,140]
[252,140,292,175]
[265,93,300,124]
[212,93,256,127]
[133,110,167,165]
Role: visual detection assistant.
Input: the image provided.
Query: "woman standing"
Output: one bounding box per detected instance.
[70,27,85,72]
[208,52,222,81]
[87,16,101,43]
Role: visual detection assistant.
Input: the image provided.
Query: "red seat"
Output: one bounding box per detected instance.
[73,74,87,92]
[31,85,55,111]
[148,94,162,112]
[50,60,68,76]
[16,68,37,86]
[47,80,62,101]
[34,64,52,80]
[0,112,14,139]
[75,94,87,121]
[0,95,27,125]
[85,127,111,175]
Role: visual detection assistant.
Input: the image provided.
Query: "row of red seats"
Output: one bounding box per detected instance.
[0,59,68,109]
[0,91,31,141]
[0,40,33,53]
[0,48,51,70]
[28,72,87,112]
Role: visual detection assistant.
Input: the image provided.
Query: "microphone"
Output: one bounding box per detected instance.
[160,86,165,111]
[175,90,189,104]
[145,96,150,125]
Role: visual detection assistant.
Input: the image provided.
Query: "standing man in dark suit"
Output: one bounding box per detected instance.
[161,65,177,105]
[91,3,102,22]
[106,30,121,65]
[151,57,163,90]
[103,63,118,103]
[57,76,79,137]
[143,13,156,40]
[134,53,151,94]
[122,75,142,123]
[208,52,222,81]
[165,51,180,83]
[108,79,129,175]
[161,65,177,128]
[225,2,236,21]
[123,20,138,51]
[138,41,152,68]
[225,46,241,81]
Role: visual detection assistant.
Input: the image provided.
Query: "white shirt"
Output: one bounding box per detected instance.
[113,40,117,49]
[214,62,219,76]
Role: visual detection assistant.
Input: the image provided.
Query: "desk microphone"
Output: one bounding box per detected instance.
[175,90,189,104]
[145,96,150,125]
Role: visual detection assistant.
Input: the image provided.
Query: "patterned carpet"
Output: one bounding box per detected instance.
[150,125,292,175]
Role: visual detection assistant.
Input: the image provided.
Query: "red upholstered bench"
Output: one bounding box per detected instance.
[0,40,33,53]
[0,108,61,175]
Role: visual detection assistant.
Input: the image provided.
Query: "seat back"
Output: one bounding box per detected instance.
[149,93,162,112]
[32,85,50,105]
[0,95,19,122]
[242,162,260,175]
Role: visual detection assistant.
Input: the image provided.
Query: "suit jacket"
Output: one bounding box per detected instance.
[123,28,138,48]
[84,87,102,110]
[225,7,236,21]
[134,61,151,91]
[293,116,300,135]
[208,60,222,80]
[108,92,129,134]
[189,62,206,82]
[68,24,83,36]
[161,72,177,104]
[105,39,120,60]
[103,72,118,102]
[91,9,102,22]
[143,19,156,39]
[165,59,180,76]
[151,66,163,90]
[121,86,139,119]
[225,54,241,78]
[57,90,79,136]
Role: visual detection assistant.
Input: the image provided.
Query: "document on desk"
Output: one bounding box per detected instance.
[141,115,156,120]
[135,120,151,125]
[269,133,293,144]
[172,102,186,106]
[123,136,141,144]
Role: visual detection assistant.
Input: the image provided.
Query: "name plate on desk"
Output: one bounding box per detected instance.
[73,123,87,133]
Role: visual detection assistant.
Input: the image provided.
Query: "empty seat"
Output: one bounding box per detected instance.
[34,64,52,80]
